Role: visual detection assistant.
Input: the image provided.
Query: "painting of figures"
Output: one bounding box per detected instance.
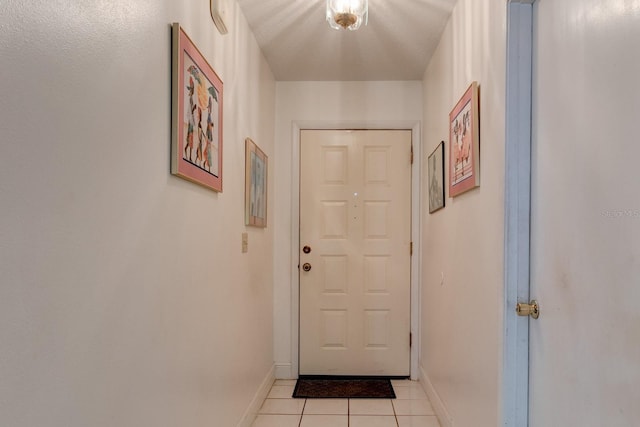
[171,23,223,192]
[449,81,479,197]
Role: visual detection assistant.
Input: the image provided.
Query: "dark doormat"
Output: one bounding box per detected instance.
[292,376,396,399]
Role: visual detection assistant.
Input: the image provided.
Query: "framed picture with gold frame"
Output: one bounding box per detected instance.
[245,138,267,227]
[449,81,479,197]
[428,141,445,213]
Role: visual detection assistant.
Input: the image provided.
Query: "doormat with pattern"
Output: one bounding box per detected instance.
[292,376,396,399]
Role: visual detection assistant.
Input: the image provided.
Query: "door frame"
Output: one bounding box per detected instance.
[503,1,535,426]
[290,120,422,380]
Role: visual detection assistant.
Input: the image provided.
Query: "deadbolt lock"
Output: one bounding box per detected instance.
[516,300,540,319]
[303,245,311,254]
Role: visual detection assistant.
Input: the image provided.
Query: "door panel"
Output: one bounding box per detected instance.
[299,130,411,376]
[529,1,640,425]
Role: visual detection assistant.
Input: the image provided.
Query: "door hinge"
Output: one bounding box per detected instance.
[410,145,414,164]
[410,241,413,256]
[410,332,413,347]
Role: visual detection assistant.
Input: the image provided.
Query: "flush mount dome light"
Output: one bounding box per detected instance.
[326,0,368,31]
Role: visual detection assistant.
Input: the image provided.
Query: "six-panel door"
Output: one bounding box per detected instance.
[299,130,412,376]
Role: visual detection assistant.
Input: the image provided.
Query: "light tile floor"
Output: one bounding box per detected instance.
[252,379,441,427]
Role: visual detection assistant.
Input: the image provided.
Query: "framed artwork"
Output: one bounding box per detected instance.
[245,138,268,227]
[449,81,479,197]
[171,23,224,192]
[428,141,445,213]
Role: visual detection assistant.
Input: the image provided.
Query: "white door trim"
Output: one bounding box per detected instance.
[503,1,535,426]
[290,120,422,380]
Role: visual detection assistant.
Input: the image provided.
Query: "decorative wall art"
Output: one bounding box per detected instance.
[449,81,479,197]
[428,141,445,213]
[171,23,224,192]
[245,138,268,227]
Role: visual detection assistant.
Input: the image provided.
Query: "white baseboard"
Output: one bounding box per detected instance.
[419,365,454,427]
[274,363,295,379]
[237,364,275,427]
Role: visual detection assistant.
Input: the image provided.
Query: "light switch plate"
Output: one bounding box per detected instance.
[210,0,229,35]
[242,232,248,253]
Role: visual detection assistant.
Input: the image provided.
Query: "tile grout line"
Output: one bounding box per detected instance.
[297,398,306,427]
[392,396,400,427]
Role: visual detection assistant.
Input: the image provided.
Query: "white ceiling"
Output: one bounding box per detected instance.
[236,0,457,81]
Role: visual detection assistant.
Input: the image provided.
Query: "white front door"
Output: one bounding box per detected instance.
[529,0,640,424]
[299,130,412,376]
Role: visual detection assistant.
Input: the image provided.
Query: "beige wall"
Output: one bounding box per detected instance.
[0,1,275,426]
[420,0,506,425]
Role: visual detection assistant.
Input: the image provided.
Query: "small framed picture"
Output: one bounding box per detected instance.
[245,138,268,227]
[428,141,445,213]
[171,23,224,192]
[449,81,479,197]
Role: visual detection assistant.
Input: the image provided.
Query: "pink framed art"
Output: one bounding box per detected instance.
[171,23,223,192]
[449,81,479,197]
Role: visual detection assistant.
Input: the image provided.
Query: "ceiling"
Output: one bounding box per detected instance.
[235,0,458,81]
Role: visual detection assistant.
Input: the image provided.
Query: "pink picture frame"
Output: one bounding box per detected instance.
[449,81,479,197]
[171,23,223,192]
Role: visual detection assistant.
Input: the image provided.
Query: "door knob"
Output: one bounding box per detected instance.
[303,245,312,254]
[302,263,312,272]
[516,300,540,319]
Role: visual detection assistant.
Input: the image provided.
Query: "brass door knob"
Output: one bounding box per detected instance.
[302,263,312,272]
[516,300,540,319]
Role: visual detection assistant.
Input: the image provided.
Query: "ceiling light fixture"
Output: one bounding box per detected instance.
[326,0,368,31]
